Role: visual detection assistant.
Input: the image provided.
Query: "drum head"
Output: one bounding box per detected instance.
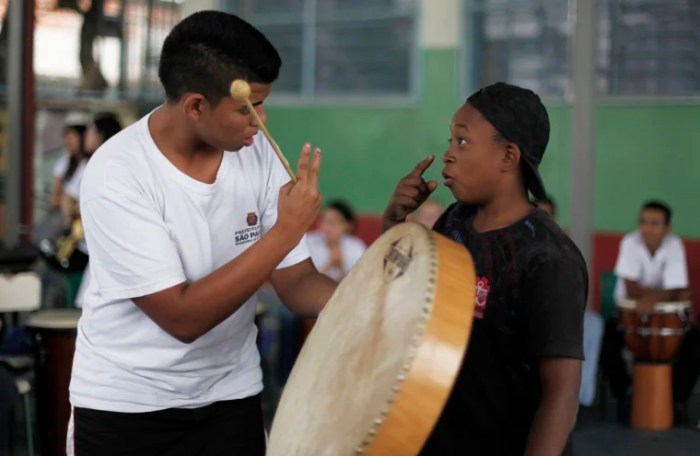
[616,299,636,310]
[26,309,81,330]
[655,301,691,313]
[268,223,476,455]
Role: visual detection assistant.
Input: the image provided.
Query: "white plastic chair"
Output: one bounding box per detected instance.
[0,272,42,313]
[0,271,40,456]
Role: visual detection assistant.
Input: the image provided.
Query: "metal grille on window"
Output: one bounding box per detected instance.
[228,0,418,98]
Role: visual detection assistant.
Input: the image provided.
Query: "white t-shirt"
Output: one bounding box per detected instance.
[306,231,366,281]
[614,231,689,301]
[69,112,310,412]
[52,153,70,178]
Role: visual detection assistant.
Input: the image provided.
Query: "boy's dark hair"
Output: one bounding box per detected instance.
[158,11,281,105]
[92,112,123,144]
[642,200,672,225]
[326,199,357,225]
[63,124,86,181]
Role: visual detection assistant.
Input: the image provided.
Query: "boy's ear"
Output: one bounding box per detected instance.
[182,93,209,121]
[502,142,522,172]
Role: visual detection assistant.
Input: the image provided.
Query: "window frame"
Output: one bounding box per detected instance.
[234,0,422,106]
[460,0,700,104]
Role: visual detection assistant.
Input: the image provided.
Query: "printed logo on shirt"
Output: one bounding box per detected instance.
[474,276,491,319]
[235,212,261,246]
[247,212,258,226]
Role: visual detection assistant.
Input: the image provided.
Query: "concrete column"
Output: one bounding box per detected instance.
[569,0,599,278]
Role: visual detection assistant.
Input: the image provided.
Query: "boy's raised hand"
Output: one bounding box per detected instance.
[382,155,438,232]
[277,143,323,240]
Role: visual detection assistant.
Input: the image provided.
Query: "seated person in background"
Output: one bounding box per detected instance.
[601,200,700,424]
[275,200,366,387]
[408,198,444,229]
[534,195,605,408]
[613,200,692,307]
[306,200,366,282]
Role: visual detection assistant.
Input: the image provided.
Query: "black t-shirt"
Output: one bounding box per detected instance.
[420,204,587,456]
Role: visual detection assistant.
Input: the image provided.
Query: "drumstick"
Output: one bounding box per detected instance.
[229,79,297,183]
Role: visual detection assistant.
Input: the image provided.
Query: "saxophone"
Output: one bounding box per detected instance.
[55,218,84,268]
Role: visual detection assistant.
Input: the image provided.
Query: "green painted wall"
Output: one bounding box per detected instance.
[267,49,700,237]
[266,49,461,215]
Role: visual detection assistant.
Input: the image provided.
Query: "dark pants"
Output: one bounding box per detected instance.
[73,394,266,456]
[601,318,700,403]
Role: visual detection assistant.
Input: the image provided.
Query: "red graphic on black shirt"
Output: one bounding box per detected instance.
[474,276,491,319]
[246,212,258,226]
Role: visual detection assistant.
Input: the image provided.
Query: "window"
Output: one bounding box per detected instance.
[600,0,700,96]
[225,0,419,98]
[6,0,183,101]
[465,0,700,97]
[464,0,573,96]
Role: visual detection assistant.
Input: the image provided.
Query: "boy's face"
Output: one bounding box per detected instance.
[638,208,669,248]
[198,82,272,152]
[441,103,506,204]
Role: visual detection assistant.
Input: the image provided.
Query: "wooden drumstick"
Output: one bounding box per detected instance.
[229,79,297,182]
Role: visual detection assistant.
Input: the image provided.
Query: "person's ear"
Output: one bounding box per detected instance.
[501,142,521,172]
[182,93,210,121]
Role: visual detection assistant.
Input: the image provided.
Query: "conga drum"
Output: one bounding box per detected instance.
[616,299,691,430]
[26,308,81,456]
[268,223,476,455]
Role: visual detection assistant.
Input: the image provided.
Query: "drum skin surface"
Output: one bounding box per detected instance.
[268,223,476,456]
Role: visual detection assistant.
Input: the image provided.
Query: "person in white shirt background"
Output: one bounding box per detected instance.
[63,112,123,308]
[306,199,367,282]
[50,121,86,212]
[534,196,605,409]
[600,200,699,426]
[273,200,366,389]
[34,118,87,308]
[67,11,337,455]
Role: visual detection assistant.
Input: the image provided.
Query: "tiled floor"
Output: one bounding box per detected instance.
[7,396,700,455]
[572,388,700,455]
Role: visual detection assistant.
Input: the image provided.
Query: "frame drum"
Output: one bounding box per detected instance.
[268,223,476,455]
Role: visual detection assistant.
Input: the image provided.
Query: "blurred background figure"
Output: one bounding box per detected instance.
[50,116,87,211]
[306,200,366,282]
[33,115,87,309]
[601,200,698,425]
[61,112,123,228]
[534,194,605,409]
[408,199,444,229]
[67,112,123,309]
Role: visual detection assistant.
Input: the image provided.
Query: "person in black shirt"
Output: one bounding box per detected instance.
[382,82,587,456]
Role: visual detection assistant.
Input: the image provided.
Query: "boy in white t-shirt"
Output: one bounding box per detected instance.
[68,11,337,456]
[601,200,699,425]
